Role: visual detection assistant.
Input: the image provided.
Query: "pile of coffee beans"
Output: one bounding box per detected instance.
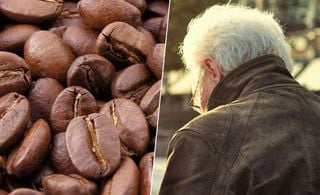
[0,0,168,194]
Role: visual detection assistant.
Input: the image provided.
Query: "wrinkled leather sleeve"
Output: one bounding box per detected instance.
[159,130,219,195]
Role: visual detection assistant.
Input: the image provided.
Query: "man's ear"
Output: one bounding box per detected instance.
[204,58,223,82]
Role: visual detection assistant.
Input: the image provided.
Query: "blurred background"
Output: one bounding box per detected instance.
[152,0,320,194]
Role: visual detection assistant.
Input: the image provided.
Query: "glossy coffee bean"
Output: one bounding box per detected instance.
[147,43,165,79]
[78,0,141,30]
[50,132,78,174]
[96,22,153,68]
[140,80,160,127]
[8,188,42,195]
[42,174,97,195]
[50,86,98,134]
[63,26,98,56]
[101,157,139,195]
[6,119,51,178]
[0,25,39,54]
[0,0,63,24]
[66,113,121,179]
[111,63,152,104]
[53,2,87,28]
[139,152,153,195]
[67,54,116,98]
[27,78,64,122]
[0,52,32,97]
[0,93,30,152]
[100,98,149,156]
[24,31,75,83]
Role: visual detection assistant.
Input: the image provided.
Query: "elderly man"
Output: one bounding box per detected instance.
[159,5,320,195]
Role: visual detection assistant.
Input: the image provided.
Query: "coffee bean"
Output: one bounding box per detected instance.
[147,43,165,79]
[0,52,32,97]
[125,0,147,13]
[159,14,168,43]
[145,0,169,17]
[78,0,141,30]
[111,63,153,104]
[0,0,63,24]
[53,2,87,28]
[137,26,157,46]
[50,86,98,134]
[96,22,153,68]
[48,26,67,38]
[100,98,149,156]
[67,54,115,98]
[0,25,40,54]
[30,162,55,190]
[42,174,97,195]
[63,26,98,56]
[24,31,75,83]
[0,93,30,152]
[8,188,42,195]
[142,17,163,41]
[6,119,51,178]
[101,157,139,195]
[50,132,78,174]
[66,113,121,179]
[140,80,160,127]
[139,152,154,195]
[27,78,64,122]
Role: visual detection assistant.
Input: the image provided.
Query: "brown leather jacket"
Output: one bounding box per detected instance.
[159,55,320,195]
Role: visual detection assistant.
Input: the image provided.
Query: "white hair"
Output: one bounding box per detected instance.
[180,5,293,75]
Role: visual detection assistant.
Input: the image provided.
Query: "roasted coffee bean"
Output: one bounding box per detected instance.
[100,98,149,156]
[67,54,116,98]
[145,0,169,17]
[0,25,40,54]
[63,26,98,56]
[78,0,141,30]
[0,52,32,97]
[27,78,64,122]
[42,174,97,195]
[0,93,30,152]
[0,0,63,24]
[111,63,152,104]
[125,0,147,13]
[8,188,42,195]
[48,26,67,38]
[159,14,168,43]
[142,17,163,41]
[140,80,160,127]
[50,132,78,174]
[101,157,139,195]
[53,2,87,28]
[24,31,75,83]
[66,113,121,179]
[137,26,157,46]
[147,43,165,79]
[96,22,153,68]
[6,119,51,178]
[139,152,154,195]
[96,100,107,110]
[50,86,98,134]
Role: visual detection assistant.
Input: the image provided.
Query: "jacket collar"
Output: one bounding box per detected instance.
[207,54,297,110]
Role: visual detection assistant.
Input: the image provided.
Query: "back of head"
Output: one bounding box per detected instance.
[181,5,293,75]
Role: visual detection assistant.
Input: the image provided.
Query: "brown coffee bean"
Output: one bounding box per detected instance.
[24,31,75,83]
[100,98,150,156]
[140,80,160,127]
[125,0,147,13]
[6,119,51,178]
[142,17,163,41]
[96,22,153,68]
[27,78,64,122]
[147,43,165,79]
[50,132,78,174]
[63,26,98,56]
[101,157,139,195]
[53,2,87,28]
[111,63,153,104]
[0,0,63,24]
[0,52,32,97]
[78,0,141,30]
[139,152,154,195]
[0,25,39,54]
[50,86,98,134]
[67,54,116,98]
[137,26,157,46]
[42,174,97,195]
[159,14,168,43]
[66,113,121,179]
[8,188,42,195]
[146,0,169,17]
[48,26,67,38]
[0,93,30,152]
